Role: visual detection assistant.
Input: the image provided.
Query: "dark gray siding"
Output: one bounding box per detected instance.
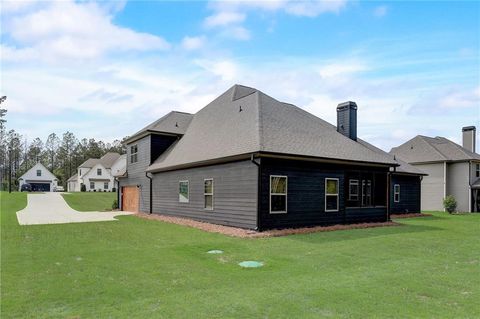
[259,158,388,230]
[391,174,421,214]
[151,135,178,164]
[119,136,151,212]
[151,160,258,229]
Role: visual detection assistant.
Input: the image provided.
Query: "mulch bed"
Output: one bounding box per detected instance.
[135,212,400,238]
[390,213,432,219]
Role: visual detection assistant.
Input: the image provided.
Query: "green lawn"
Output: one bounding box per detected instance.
[61,192,116,211]
[1,192,479,318]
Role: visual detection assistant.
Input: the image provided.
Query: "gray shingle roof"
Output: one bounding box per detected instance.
[390,135,480,163]
[147,85,398,172]
[79,152,121,168]
[67,173,78,182]
[123,111,194,144]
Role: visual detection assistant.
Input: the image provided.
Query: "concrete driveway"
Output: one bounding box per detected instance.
[16,192,133,225]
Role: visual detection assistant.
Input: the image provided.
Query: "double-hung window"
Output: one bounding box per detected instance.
[36,170,41,176]
[90,181,95,189]
[325,178,339,212]
[362,180,372,206]
[104,182,109,190]
[130,145,138,163]
[204,179,213,210]
[97,168,102,176]
[349,179,359,201]
[394,184,400,203]
[270,175,287,213]
[179,180,189,203]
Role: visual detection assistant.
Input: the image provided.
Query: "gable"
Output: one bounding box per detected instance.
[19,163,57,181]
[83,163,111,179]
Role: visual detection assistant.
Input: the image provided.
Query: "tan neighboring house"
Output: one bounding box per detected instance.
[390,126,480,212]
[67,152,126,192]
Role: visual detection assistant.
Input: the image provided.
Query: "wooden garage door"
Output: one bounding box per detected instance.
[122,186,139,212]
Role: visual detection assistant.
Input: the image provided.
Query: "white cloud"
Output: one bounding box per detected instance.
[318,61,368,78]
[204,11,245,28]
[2,1,169,63]
[225,26,251,40]
[438,87,480,109]
[195,59,239,81]
[373,5,388,17]
[181,36,206,50]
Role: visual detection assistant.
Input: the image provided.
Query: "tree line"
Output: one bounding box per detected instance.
[0,109,127,191]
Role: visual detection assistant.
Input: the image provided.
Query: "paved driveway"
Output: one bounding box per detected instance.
[17,192,134,225]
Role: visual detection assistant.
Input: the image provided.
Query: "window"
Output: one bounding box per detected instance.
[90,181,95,189]
[476,164,480,178]
[36,170,41,176]
[270,175,287,213]
[394,184,400,203]
[104,182,109,190]
[130,145,138,163]
[179,181,189,203]
[97,168,102,176]
[204,179,213,210]
[325,178,339,212]
[349,179,359,201]
[362,180,372,206]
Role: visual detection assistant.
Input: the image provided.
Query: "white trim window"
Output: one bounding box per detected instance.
[104,182,109,190]
[270,175,287,214]
[204,179,213,210]
[36,169,41,177]
[179,180,189,203]
[348,179,359,201]
[394,184,401,203]
[130,145,138,163]
[325,178,339,212]
[97,168,102,176]
[90,181,95,189]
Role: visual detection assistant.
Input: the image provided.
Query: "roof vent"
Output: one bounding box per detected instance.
[239,105,243,112]
[175,122,178,127]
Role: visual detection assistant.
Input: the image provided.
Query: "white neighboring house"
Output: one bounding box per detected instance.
[67,152,126,192]
[18,162,58,192]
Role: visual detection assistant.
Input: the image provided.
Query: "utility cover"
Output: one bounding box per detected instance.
[207,250,224,254]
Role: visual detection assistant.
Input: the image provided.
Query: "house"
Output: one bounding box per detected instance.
[18,162,58,192]
[119,84,424,230]
[390,126,480,212]
[67,152,126,192]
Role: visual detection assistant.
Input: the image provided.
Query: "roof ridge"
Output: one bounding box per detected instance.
[418,135,448,160]
[256,91,264,151]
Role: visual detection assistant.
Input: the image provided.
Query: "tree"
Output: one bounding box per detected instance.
[58,132,78,186]
[443,195,457,214]
[44,133,60,172]
[27,137,44,166]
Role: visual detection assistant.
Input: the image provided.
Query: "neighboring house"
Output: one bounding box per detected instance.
[119,84,425,230]
[18,162,58,192]
[390,126,480,212]
[67,152,126,192]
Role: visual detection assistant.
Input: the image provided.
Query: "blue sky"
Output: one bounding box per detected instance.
[1,0,479,151]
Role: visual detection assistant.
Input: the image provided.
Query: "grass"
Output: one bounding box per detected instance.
[1,191,479,318]
[61,192,116,211]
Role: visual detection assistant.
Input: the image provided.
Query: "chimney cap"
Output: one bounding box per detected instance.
[336,101,357,111]
[462,126,476,132]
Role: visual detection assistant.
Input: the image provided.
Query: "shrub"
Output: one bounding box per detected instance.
[93,189,96,192]
[112,187,116,192]
[80,184,86,192]
[443,195,457,214]
[112,199,119,210]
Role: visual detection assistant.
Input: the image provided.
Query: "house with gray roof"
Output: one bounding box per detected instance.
[391,126,480,212]
[119,85,424,230]
[67,152,125,192]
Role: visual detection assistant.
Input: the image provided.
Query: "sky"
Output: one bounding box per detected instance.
[1,0,479,151]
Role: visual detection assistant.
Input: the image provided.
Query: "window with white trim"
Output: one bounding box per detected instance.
[90,181,95,189]
[476,164,480,178]
[130,145,138,163]
[204,179,213,210]
[104,182,109,189]
[325,178,339,212]
[270,175,287,213]
[36,169,41,176]
[179,180,189,203]
[348,179,359,201]
[97,168,102,176]
[394,184,400,203]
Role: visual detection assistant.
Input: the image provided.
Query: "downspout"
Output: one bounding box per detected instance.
[443,161,447,212]
[251,154,261,231]
[114,176,120,210]
[387,171,391,221]
[145,172,153,214]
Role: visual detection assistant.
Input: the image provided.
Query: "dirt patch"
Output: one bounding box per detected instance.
[135,212,399,238]
[390,213,432,219]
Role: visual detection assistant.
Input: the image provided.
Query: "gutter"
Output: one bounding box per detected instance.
[387,172,391,221]
[468,160,472,212]
[145,172,153,214]
[250,153,261,231]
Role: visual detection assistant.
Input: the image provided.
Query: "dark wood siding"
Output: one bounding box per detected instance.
[391,174,421,214]
[259,158,388,230]
[151,160,258,229]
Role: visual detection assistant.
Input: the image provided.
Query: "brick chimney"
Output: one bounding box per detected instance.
[462,126,476,153]
[337,101,357,141]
